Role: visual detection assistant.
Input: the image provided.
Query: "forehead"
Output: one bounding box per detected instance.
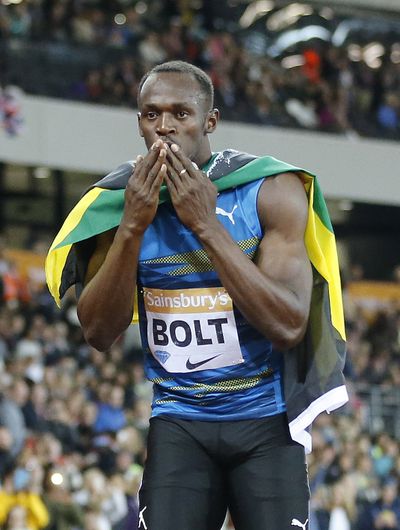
[139,72,204,109]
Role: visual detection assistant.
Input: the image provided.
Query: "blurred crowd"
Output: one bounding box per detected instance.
[0,0,400,139]
[1,235,400,530]
[0,237,150,530]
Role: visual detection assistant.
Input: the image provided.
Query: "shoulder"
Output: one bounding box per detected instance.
[257,172,309,232]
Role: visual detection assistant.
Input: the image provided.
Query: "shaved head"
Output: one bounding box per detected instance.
[138,60,214,112]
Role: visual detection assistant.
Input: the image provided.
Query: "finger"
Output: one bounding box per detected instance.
[147,149,167,184]
[166,151,193,182]
[165,159,183,197]
[167,144,199,178]
[133,154,144,173]
[165,160,186,192]
[136,141,164,181]
[149,163,166,196]
[146,141,165,167]
[143,141,163,167]
[165,159,179,188]
[164,172,179,202]
[128,155,144,186]
[169,143,192,169]
[165,144,191,174]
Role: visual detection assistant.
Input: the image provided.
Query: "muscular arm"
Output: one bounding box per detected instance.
[76,227,142,351]
[165,144,312,350]
[77,142,167,351]
[196,174,312,350]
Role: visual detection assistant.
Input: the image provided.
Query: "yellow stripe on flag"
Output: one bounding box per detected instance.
[45,244,72,307]
[311,215,345,340]
[48,188,104,251]
[45,188,104,306]
[132,290,139,324]
[304,179,345,339]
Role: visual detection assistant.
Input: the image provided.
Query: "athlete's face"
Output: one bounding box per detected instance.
[138,72,218,166]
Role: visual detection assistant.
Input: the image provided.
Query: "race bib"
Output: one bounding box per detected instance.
[143,286,244,373]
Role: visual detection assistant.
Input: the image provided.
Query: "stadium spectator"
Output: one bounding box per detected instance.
[73,467,128,529]
[43,472,85,530]
[356,479,400,530]
[0,426,13,478]
[1,1,400,140]
[0,377,28,457]
[0,467,49,530]
[93,384,127,434]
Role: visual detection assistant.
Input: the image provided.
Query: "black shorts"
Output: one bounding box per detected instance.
[138,413,310,530]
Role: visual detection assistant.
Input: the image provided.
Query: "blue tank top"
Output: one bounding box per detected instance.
[137,178,286,420]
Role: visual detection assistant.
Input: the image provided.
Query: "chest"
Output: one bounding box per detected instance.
[138,182,263,276]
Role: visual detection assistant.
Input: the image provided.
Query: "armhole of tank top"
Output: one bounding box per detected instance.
[246,178,265,238]
[235,178,265,239]
[233,179,265,239]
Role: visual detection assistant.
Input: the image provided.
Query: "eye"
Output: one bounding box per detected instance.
[177,111,189,119]
[146,111,158,120]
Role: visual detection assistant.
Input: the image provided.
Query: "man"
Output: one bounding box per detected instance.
[46,61,348,530]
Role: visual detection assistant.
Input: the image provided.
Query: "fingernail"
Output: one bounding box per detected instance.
[159,149,166,157]
[171,143,179,152]
[192,162,199,170]
[136,155,143,162]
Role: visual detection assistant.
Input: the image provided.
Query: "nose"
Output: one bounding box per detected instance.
[156,113,176,137]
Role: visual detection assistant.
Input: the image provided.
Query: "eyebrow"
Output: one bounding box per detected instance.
[141,101,198,110]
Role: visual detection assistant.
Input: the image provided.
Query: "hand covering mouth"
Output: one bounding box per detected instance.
[159,136,178,146]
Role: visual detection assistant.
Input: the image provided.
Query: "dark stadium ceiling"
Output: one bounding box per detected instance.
[185,0,395,72]
[205,0,400,22]
[192,0,400,68]
[219,3,399,36]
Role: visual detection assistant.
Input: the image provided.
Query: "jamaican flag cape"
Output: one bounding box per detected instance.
[46,149,348,452]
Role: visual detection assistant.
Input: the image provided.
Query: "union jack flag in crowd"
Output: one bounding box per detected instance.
[0,85,24,136]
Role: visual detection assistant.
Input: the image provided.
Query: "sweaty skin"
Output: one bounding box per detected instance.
[77,72,312,352]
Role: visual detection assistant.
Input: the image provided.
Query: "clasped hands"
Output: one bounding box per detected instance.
[122,139,218,235]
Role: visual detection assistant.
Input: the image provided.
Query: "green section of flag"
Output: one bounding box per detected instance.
[312,177,333,232]
[54,188,125,249]
[56,155,317,249]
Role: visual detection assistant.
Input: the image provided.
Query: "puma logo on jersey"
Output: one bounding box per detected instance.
[291,518,308,530]
[216,205,238,225]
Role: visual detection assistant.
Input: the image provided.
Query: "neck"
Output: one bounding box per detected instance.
[194,142,213,168]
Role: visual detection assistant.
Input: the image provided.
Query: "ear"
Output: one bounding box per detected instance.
[205,108,219,134]
[137,112,144,137]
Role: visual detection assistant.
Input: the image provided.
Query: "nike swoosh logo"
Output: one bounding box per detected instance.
[186,354,222,370]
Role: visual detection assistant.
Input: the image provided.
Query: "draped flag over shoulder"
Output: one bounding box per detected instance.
[46,149,348,452]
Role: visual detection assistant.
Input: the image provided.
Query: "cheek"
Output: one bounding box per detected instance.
[186,123,205,139]
[140,125,156,145]
[139,122,150,136]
